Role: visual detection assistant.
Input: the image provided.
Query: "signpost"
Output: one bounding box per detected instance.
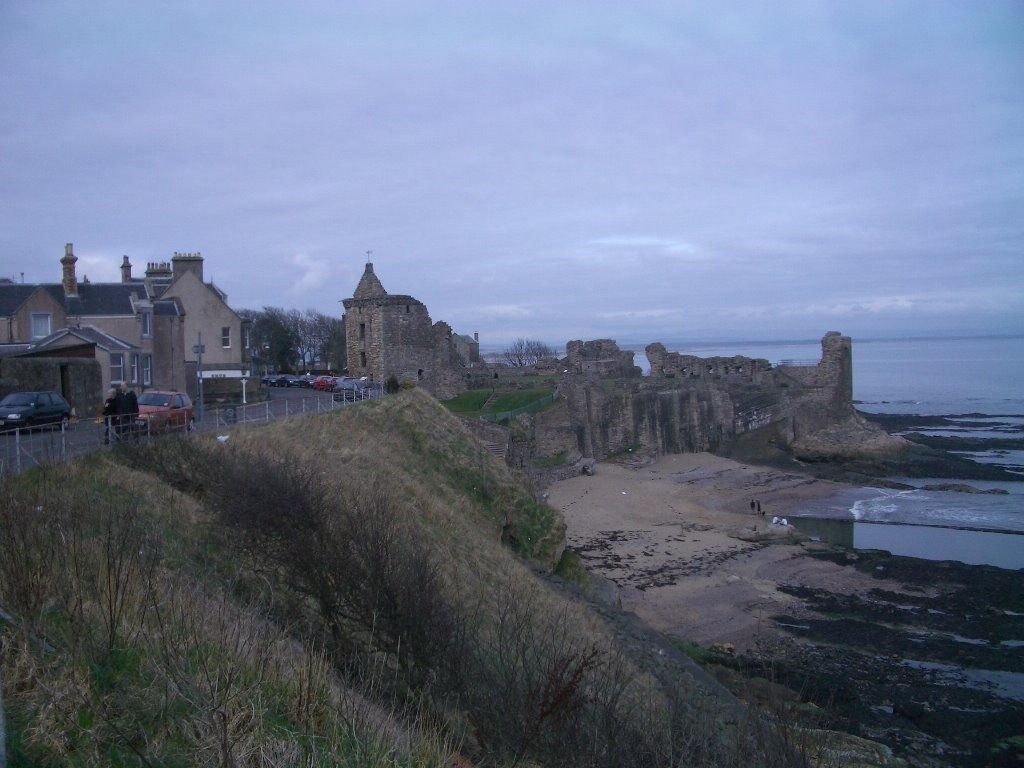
[193,335,205,423]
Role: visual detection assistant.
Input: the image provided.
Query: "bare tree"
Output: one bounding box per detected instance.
[305,310,345,371]
[502,338,555,367]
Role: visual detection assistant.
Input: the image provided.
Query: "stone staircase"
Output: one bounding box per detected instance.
[481,440,507,460]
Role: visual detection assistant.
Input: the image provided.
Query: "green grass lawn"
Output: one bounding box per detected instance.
[444,390,492,414]
[442,387,554,419]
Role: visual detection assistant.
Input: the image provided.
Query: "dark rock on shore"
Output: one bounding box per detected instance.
[920,482,1009,494]
[717,547,1024,767]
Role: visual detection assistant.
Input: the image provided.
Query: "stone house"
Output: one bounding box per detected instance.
[0,243,248,414]
[135,252,251,391]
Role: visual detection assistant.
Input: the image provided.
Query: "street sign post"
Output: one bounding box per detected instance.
[195,334,204,423]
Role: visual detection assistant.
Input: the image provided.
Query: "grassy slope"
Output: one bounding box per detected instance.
[0,390,771,768]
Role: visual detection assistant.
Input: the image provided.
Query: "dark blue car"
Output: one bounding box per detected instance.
[0,391,72,431]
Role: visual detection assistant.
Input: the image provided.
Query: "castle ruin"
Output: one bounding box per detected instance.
[341,263,895,468]
[342,262,477,399]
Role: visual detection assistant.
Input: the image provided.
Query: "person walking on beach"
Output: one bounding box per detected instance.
[750,499,756,513]
[757,500,762,515]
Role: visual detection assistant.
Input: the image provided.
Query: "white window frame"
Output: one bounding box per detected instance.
[141,310,152,338]
[142,354,152,386]
[131,354,140,384]
[30,312,52,339]
[111,353,125,383]
[221,326,231,348]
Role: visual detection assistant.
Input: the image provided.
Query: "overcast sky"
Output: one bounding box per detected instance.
[1,1,1021,348]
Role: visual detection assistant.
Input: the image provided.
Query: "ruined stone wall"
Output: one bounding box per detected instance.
[381,296,434,382]
[565,339,641,377]
[646,342,773,384]
[539,332,858,463]
[766,332,854,439]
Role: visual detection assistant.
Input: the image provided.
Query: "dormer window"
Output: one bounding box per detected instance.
[140,310,152,338]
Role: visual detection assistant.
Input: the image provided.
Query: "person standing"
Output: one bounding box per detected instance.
[118,382,139,437]
[102,387,118,443]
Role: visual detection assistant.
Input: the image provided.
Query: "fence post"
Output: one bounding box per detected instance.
[14,430,21,475]
[1,666,6,768]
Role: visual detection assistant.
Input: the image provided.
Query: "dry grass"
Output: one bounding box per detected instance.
[0,390,803,767]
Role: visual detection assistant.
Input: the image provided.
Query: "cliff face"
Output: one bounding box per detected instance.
[529,332,905,466]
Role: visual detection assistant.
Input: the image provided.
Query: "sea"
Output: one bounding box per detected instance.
[634,335,1024,570]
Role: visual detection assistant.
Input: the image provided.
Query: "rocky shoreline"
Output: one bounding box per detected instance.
[546,427,1024,767]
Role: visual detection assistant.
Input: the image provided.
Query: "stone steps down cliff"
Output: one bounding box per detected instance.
[481,440,507,459]
[481,391,500,411]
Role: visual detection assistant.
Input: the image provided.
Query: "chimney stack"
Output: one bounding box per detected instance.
[121,255,133,283]
[172,251,204,282]
[61,243,78,296]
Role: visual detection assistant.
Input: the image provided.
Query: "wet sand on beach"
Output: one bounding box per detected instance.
[546,452,921,652]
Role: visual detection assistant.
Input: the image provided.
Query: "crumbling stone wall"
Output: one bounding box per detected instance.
[543,332,863,463]
[647,343,772,384]
[565,339,641,377]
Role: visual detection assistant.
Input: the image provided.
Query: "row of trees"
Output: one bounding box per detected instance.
[239,307,346,374]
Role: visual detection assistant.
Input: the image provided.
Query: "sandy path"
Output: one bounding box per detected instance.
[547,453,914,652]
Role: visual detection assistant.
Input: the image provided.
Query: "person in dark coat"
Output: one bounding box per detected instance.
[102,387,118,443]
[118,383,139,436]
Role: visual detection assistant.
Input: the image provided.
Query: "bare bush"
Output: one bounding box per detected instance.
[148,576,278,766]
[0,480,65,634]
[201,446,469,693]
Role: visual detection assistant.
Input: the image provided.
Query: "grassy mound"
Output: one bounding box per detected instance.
[0,390,795,767]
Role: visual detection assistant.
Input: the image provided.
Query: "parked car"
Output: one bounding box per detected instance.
[0,391,72,431]
[287,375,314,388]
[135,391,194,433]
[311,375,334,391]
[268,374,295,387]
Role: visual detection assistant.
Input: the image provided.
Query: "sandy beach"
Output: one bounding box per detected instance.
[547,452,919,653]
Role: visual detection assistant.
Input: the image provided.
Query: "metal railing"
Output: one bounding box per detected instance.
[0,388,384,478]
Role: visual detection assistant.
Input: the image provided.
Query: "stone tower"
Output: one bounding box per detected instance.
[342,262,435,384]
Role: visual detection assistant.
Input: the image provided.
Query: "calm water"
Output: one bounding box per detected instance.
[643,335,1024,567]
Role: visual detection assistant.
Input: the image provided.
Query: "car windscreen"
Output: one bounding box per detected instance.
[0,393,35,406]
[137,394,171,407]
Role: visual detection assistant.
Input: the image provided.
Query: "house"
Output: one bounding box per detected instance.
[122,251,251,389]
[0,243,249,415]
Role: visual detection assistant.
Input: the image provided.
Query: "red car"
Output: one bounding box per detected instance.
[135,391,195,433]
[311,375,334,391]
